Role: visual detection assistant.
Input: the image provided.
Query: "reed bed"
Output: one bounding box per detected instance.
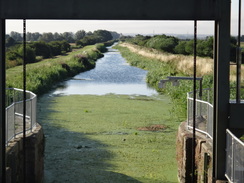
[120,43,244,83]
[120,43,213,77]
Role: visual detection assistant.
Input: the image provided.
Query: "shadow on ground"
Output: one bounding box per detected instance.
[38,99,141,183]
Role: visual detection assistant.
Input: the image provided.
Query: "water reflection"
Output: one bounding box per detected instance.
[53,46,158,96]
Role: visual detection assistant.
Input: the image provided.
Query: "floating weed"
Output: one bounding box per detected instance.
[38,94,179,182]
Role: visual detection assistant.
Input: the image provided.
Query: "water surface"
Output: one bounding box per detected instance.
[53,46,158,96]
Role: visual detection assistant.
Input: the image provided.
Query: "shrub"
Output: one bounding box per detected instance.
[32,41,51,58]
[146,35,179,53]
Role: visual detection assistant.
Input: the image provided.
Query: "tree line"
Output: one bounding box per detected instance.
[6,29,120,69]
[6,30,120,46]
[121,34,243,62]
[6,40,71,68]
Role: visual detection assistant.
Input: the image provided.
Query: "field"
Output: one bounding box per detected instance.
[38,94,180,183]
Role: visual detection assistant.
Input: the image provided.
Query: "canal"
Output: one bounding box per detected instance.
[52,45,158,96]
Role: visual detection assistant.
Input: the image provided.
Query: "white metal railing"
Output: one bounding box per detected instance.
[187,88,213,139]
[225,129,244,183]
[5,88,37,146]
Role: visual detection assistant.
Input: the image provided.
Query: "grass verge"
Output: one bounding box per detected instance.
[38,94,179,183]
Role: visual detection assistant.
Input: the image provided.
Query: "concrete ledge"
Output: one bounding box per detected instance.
[6,123,44,183]
[176,122,213,183]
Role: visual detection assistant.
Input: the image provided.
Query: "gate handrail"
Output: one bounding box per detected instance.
[5,88,37,146]
[187,88,213,139]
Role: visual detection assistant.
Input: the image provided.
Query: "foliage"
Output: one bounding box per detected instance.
[110,31,121,40]
[127,34,151,46]
[114,44,214,120]
[6,40,72,69]
[174,41,188,55]
[32,41,52,58]
[74,30,86,40]
[61,32,75,43]
[6,45,36,67]
[6,45,103,94]
[121,34,244,61]
[9,31,22,42]
[17,45,36,63]
[95,43,108,53]
[6,37,16,47]
[146,35,179,53]
[76,30,113,47]
[39,32,55,42]
[26,32,42,41]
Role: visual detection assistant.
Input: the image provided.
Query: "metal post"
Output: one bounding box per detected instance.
[0,18,6,183]
[236,0,242,103]
[213,0,231,180]
[23,19,27,182]
[192,19,197,183]
[199,78,203,99]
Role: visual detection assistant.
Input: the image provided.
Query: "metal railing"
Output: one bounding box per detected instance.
[187,88,213,139]
[5,88,37,146]
[225,129,244,183]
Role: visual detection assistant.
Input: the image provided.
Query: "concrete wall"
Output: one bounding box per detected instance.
[176,122,213,183]
[6,124,44,183]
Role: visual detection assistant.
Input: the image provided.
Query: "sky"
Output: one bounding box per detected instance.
[5,0,243,36]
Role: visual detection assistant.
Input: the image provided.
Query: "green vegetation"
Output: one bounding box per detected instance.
[114,44,213,120]
[38,94,179,183]
[6,29,119,69]
[240,135,244,142]
[122,34,244,62]
[6,40,71,69]
[76,30,115,48]
[6,44,106,95]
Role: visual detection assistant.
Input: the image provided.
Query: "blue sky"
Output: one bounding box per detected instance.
[5,0,242,36]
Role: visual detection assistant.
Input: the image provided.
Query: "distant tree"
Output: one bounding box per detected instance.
[119,35,133,42]
[196,37,213,58]
[110,31,120,40]
[53,32,64,41]
[10,31,22,42]
[17,45,36,63]
[174,41,188,55]
[93,30,113,42]
[26,32,42,41]
[130,34,151,46]
[240,35,244,42]
[74,30,86,41]
[60,40,71,53]
[146,35,179,53]
[32,41,51,58]
[40,32,54,42]
[6,37,16,47]
[48,41,62,56]
[26,32,33,41]
[184,40,194,55]
[61,32,75,43]
[86,31,93,36]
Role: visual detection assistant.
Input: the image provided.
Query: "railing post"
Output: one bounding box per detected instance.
[231,136,234,181]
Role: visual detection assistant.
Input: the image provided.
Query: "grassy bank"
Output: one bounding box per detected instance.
[38,94,179,183]
[114,43,214,120]
[6,44,105,95]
